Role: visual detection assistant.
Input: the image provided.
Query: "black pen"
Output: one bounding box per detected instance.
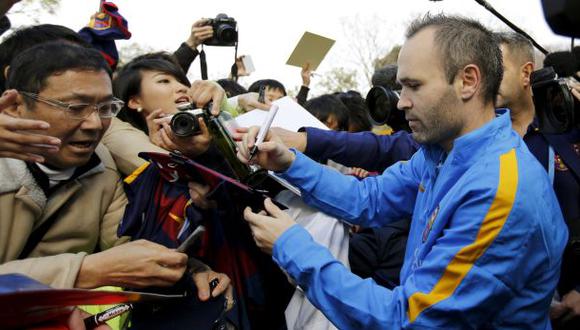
[83,304,132,329]
[257,85,266,103]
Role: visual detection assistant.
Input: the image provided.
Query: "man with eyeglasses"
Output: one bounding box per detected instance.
[0,42,233,308]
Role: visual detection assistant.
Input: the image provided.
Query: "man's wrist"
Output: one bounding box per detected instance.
[278,149,297,172]
[75,254,103,289]
[185,39,197,50]
[296,132,307,152]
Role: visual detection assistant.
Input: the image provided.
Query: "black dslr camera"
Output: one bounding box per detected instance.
[531,66,579,134]
[170,103,208,137]
[203,14,238,47]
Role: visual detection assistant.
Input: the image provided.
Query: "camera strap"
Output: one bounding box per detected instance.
[542,133,580,184]
[199,42,238,82]
[230,41,239,82]
[199,45,208,80]
[543,133,580,256]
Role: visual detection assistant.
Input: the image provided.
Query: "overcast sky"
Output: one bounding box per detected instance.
[6,0,574,95]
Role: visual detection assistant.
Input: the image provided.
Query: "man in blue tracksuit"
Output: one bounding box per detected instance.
[239,14,567,329]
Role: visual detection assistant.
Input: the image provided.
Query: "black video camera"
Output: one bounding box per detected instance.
[365,86,410,132]
[203,14,238,47]
[531,66,579,134]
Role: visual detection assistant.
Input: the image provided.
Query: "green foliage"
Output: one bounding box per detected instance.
[316,67,359,94]
[374,45,401,70]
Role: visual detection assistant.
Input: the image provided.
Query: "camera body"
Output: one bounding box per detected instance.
[531,66,579,134]
[170,103,208,137]
[203,14,238,47]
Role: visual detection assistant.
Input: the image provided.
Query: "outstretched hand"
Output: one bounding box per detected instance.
[0,90,61,162]
[243,198,297,254]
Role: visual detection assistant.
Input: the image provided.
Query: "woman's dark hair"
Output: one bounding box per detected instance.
[7,41,110,110]
[217,78,248,97]
[0,24,91,92]
[335,91,372,132]
[114,56,190,133]
[304,94,349,131]
[248,79,287,96]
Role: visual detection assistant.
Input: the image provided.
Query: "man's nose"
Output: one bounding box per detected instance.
[397,94,412,111]
[80,109,103,130]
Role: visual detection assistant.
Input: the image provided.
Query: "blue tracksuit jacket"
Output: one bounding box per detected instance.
[273,110,567,329]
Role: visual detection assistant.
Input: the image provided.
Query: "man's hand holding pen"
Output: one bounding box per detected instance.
[236,125,295,172]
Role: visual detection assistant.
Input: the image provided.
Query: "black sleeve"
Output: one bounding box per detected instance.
[173,42,199,74]
[296,85,310,107]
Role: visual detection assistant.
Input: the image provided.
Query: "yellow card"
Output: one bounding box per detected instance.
[286,31,335,71]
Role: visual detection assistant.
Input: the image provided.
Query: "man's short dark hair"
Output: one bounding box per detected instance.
[372,64,401,90]
[248,79,287,96]
[334,91,372,132]
[406,14,503,103]
[304,94,349,131]
[6,41,111,107]
[495,32,535,65]
[0,24,91,93]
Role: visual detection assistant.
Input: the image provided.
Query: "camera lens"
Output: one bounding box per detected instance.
[217,24,237,43]
[366,86,399,125]
[170,112,200,137]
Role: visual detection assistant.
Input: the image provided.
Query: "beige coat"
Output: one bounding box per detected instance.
[0,144,128,288]
[102,117,166,177]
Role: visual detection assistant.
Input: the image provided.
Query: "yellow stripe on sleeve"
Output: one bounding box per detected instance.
[123,162,150,184]
[408,149,518,322]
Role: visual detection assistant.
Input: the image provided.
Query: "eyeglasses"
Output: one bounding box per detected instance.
[20,91,124,120]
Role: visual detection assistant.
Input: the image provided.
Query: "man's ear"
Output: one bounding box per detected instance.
[458,64,481,101]
[3,65,9,79]
[521,62,534,88]
[2,92,25,118]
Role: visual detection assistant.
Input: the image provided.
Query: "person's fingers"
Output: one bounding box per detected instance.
[243,206,270,227]
[157,250,188,268]
[159,126,179,151]
[245,126,261,149]
[146,109,165,134]
[146,108,165,120]
[571,87,580,100]
[1,128,61,147]
[551,302,571,319]
[225,284,234,311]
[192,271,211,301]
[210,99,221,116]
[0,151,44,163]
[211,273,231,298]
[237,149,251,164]
[193,18,210,27]
[153,264,186,286]
[193,88,213,109]
[198,117,210,138]
[263,198,284,218]
[152,117,171,125]
[194,30,213,38]
[256,140,279,153]
[1,116,50,131]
